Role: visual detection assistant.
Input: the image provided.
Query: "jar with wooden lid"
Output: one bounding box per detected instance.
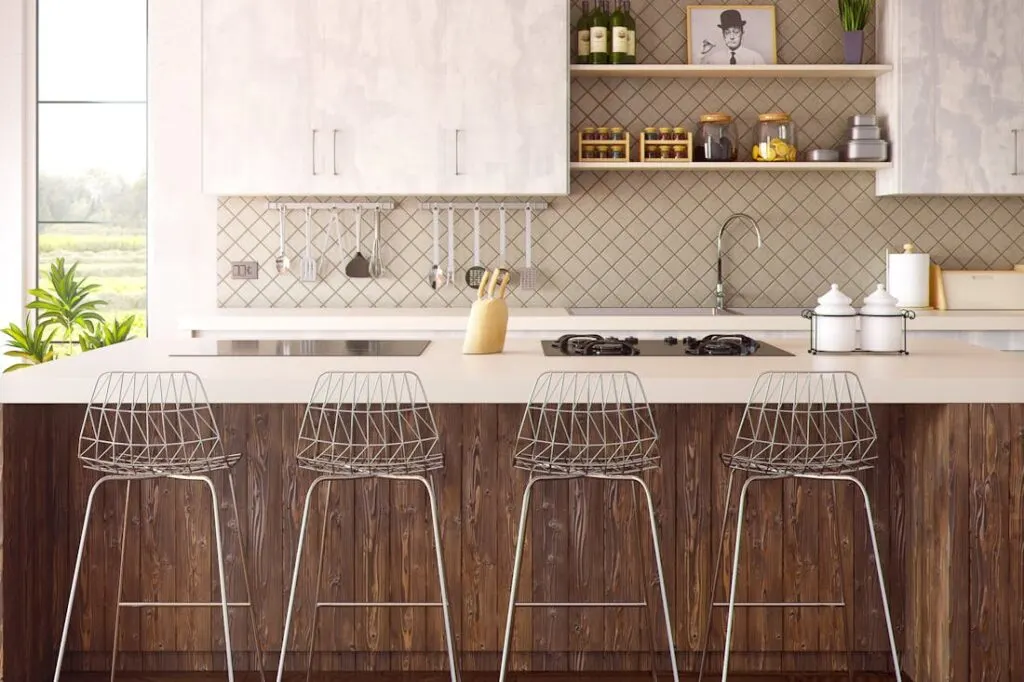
[697,113,737,162]
[753,112,798,162]
[609,126,625,140]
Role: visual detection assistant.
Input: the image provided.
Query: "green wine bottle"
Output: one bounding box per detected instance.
[576,1,591,64]
[589,0,609,64]
[610,1,628,64]
[624,0,637,64]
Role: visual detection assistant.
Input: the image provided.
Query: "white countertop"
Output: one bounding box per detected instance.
[3,337,1023,405]
[180,307,1024,335]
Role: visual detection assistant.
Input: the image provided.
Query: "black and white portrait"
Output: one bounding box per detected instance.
[686,5,777,66]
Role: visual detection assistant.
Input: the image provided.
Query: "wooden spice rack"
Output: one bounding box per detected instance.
[576,131,632,163]
[640,132,694,163]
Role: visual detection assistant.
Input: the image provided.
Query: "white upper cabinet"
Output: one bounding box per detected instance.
[202,0,314,196]
[202,0,569,197]
[876,0,1024,195]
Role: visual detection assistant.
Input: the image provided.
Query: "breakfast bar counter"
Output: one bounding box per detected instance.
[1,338,1023,681]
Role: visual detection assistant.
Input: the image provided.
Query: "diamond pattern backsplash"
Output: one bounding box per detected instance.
[217,0,1024,310]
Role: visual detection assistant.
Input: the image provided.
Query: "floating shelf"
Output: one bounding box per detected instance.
[571,63,893,79]
[571,161,893,172]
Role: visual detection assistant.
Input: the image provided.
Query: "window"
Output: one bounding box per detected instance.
[37,0,147,333]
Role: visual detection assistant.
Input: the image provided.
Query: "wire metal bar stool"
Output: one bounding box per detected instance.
[276,371,457,682]
[499,371,680,682]
[697,371,902,682]
[53,371,265,682]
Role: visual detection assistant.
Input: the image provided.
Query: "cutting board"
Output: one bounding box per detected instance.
[941,270,1024,310]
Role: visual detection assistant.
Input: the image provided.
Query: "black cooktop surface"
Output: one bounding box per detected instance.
[172,339,430,357]
[542,334,793,357]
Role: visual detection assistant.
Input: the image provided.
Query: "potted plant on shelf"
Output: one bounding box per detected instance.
[2,257,136,373]
[838,0,873,64]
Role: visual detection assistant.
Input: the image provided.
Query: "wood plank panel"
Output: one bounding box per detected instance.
[535,471,568,670]
[495,404,530,673]
[433,404,465,673]
[1008,405,1024,682]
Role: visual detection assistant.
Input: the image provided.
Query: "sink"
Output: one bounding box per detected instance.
[567,307,807,317]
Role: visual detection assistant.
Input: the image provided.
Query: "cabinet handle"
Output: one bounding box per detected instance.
[454,129,463,176]
[312,129,319,176]
[1013,129,1021,177]
[332,129,340,175]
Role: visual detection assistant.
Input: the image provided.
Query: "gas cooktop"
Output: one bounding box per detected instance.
[542,334,793,357]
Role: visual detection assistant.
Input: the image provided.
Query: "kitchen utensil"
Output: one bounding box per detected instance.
[465,206,487,289]
[842,139,889,162]
[429,207,444,289]
[849,114,878,127]
[463,269,510,355]
[941,269,1024,310]
[520,205,538,290]
[860,285,905,352]
[930,263,947,310]
[345,209,371,279]
[317,209,344,276]
[446,205,456,289]
[806,149,840,162]
[496,205,513,283]
[299,207,318,282]
[275,207,291,275]
[886,243,931,308]
[812,283,857,352]
[849,125,882,140]
[369,207,384,278]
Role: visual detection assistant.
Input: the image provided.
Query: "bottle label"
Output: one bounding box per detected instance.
[590,26,607,53]
[627,29,636,57]
[578,29,591,56]
[612,26,629,54]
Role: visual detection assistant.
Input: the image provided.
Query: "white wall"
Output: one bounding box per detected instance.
[0,0,218,346]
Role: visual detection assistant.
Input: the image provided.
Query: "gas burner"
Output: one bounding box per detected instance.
[551,334,639,356]
[681,334,761,357]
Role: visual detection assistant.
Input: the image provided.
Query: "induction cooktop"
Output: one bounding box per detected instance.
[171,339,430,357]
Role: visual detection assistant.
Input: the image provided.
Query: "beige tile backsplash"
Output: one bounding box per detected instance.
[217,0,1024,310]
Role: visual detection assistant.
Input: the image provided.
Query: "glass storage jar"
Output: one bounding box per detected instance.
[753,112,798,162]
[697,113,738,162]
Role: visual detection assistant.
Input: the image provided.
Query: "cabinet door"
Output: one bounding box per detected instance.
[202,0,314,195]
[310,0,446,196]
[443,0,569,196]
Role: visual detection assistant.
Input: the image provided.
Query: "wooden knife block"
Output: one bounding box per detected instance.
[463,298,509,354]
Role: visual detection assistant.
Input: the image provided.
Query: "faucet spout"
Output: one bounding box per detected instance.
[715,213,763,310]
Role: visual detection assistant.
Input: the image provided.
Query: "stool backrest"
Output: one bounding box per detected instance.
[297,371,442,473]
[515,371,659,473]
[731,371,877,474]
[78,371,224,470]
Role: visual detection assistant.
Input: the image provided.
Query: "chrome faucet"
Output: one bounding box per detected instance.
[715,213,763,311]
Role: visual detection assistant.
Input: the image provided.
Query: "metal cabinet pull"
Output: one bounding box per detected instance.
[332,129,340,175]
[454,129,463,176]
[312,129,319,175]
[1013,129,1021,177]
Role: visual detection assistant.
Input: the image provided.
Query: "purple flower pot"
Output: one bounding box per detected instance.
[843,30,864,64]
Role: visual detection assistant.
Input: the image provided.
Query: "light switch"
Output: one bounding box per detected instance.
[231,261,259,280]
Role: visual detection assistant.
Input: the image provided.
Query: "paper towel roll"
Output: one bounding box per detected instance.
[886,245,931,308]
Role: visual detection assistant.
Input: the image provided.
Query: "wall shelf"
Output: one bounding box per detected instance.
[571,161,893,172]
[571,63,893,79]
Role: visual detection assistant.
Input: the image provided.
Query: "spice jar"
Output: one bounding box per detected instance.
[596,127,610,140]
[671,145,686,159]
[596,145,609,159]
[643,127,659,140]
[658,127,672,139]
[610,126,625,140]
[753,112,798,162]
[697,113,738,162]
[610,146,625,160]
[812,284,857,353]
[860,285,906,353]
[659,144,674,160]
[672,126,687,140]
[582,146,596,160]
[581,126,596,140]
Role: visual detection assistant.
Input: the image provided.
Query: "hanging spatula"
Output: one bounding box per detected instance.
[465,205,486,289]
[520,205,539,290]
[429,207,445,289]
[345,208,371,279]
[496,204,514,284]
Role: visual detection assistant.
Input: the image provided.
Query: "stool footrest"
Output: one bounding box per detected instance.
[119,601,252,608]
[713,601,845,608]
[515,601,647,608]
[315,601,445,608]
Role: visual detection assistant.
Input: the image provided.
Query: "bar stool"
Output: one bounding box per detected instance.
[276,371,458,682]
[697,371,902,681]
[53,371,265,682]
[498,371,680,682]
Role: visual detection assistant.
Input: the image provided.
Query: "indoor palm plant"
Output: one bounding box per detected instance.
[838,0,873,64]
[2,257,135,373]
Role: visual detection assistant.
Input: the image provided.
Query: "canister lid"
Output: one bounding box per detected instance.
[861,284,900,312]
[815,283,855,313]
[758,112,791,123]
[700,113,733,123]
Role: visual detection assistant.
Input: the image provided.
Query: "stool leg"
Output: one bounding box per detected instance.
[305,480,334,682]
[277,475,331,682]
[826,480,855,682]
[630,475,680,682]
[109,480,133,682]
[698,470,738,682]
[197,475,235,682]
[629,482,658,682]
[419,474,459,682]
[846,475,903,682]
[499,475,540,682]
[227,471,268,682]
[721,474,764,682]
[54,475,119,682]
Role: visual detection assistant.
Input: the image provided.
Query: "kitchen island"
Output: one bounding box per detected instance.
[1,338,1023,681]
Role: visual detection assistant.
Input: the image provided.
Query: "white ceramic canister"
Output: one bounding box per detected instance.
[860,284,904,352]
[886,243,931,308]
[813,283,857,352]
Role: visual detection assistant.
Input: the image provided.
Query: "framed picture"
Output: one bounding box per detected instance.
[686,5,778,66]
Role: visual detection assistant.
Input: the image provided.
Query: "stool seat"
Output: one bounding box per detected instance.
[79,451,243,477]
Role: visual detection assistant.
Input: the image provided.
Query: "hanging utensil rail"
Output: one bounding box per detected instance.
[267,201,395,211]
[416,201,548,212]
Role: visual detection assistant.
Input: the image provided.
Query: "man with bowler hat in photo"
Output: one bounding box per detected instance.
[700,8,765,65]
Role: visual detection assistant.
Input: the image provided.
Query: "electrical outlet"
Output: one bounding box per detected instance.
[231,261,259,280]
